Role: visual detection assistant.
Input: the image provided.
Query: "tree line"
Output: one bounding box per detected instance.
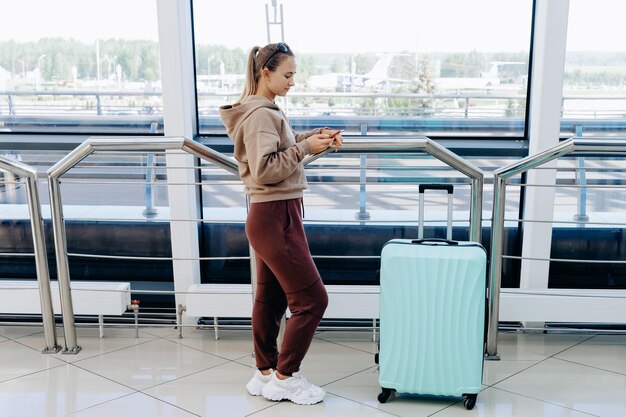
[1,38,624,89]
[0,38,161,84]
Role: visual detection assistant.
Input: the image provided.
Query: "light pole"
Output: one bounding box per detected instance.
[115,64,122,90]
[265,0,284,43]
[17,59,25,80]
[37,54,46,89]
[71,65,78,90]
[95,39,101,89]
[208,55,215,77]
[219,61,225,89]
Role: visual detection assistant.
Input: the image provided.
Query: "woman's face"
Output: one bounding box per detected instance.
[263,56,296,98]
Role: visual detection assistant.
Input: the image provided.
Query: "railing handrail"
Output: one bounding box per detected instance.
[47,136,240,178]
[0,89,523,99]
[7,90,626,106]
[494,137,626,180]
[7,89,626,101]
[0,155,60,353]
[486,136,626,360]
[0,156,36,177]
[0,90,163,97]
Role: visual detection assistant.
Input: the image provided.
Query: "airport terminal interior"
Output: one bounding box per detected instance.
[1,0,625,416]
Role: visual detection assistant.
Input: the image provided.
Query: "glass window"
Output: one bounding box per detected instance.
[563,0,626,137]
[193,0,533,138]
[0,0,163,134]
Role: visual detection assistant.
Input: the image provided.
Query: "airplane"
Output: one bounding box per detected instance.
[434,61,527,91]
[307,54,409,91]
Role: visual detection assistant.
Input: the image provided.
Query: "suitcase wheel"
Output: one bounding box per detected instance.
[377,387,394,403]
[463,394,477,410]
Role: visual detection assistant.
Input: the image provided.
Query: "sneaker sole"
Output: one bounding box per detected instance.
[263,390,324,405]
[247,388,264,396]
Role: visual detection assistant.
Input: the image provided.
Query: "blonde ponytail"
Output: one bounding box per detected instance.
[240,46,261,100]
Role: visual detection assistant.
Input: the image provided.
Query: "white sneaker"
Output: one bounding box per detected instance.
[262,371,325,405]
[246,369,273,396]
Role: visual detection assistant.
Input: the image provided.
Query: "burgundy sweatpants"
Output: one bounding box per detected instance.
[246,198,328,375]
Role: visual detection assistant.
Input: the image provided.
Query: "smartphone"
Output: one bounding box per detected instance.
[328,130,342,139]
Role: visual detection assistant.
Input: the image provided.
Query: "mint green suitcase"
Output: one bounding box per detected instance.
[378,238,486,410]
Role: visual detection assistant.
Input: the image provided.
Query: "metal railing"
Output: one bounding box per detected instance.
[46,136,483,353]
[3,89,626,121]
[486,136,626,359]
[0,155,60,353]
[3,90,626,140]
[0,90,162,116]
[3,89,626,119]
[47,137,237,353]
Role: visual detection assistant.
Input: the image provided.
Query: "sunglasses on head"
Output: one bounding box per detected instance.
[261,42,290,69]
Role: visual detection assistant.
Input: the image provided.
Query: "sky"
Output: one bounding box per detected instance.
[1,0,626,54]
[0,0,160,43]
[193,0,534,53]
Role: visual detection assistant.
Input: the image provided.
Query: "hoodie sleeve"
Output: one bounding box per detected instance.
[242,110,309,185]
[293,127,325,143]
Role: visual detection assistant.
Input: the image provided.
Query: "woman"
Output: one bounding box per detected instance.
[219,42,342,405]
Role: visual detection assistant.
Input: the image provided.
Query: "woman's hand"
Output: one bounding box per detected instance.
[314,129,343,153]
[328,130,343,151]
[305,132,338,154]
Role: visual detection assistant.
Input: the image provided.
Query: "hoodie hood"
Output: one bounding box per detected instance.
[219,95,280,140]
[218,94,317,204]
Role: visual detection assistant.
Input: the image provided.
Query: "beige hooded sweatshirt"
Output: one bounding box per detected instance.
[219,95,322,203]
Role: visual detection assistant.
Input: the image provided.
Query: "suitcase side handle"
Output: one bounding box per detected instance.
[411,238,459,245]
[418,184,454,194]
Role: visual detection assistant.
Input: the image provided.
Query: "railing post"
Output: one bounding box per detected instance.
[24,174,62,353]
[486,175,506,360]
[573,157,588,225]
[8,93,15,115]
[96,93,102,116]
[48,175,81,354]
[355,155,370,220]
[143,153,158,218]
[573,125,588,224]
[143,122,159,218]
[469,177,483,243]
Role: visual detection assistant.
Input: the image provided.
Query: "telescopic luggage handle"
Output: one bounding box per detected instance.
[418,184,454,194]
[418,184,454,240]
[411,238,459,245]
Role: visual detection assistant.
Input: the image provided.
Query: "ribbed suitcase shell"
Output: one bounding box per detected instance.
[378,239,486,398]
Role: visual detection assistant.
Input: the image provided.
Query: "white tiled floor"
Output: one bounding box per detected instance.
[1,325,625,417]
